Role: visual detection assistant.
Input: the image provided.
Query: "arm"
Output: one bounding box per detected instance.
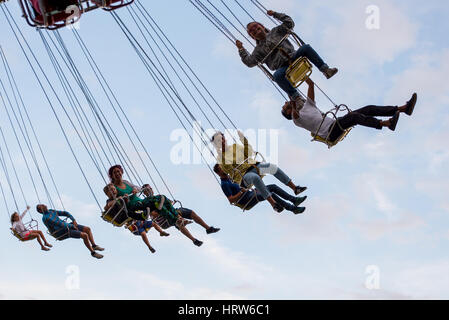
[158,195,165,211]
[306,78,315,102]
[271,12,295,30]
[238,131,254,160]
[237,44,259,68]
[20,206,30,219]
[56,210,75,222]
[104,199,116,212]
[227,189,247,204]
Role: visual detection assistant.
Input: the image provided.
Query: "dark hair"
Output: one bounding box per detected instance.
[211,131,223,143]
[10,212,17,224]
[108,165,123,182]
[281,108,293,120]
[36,205,43,213]
[246,22,270,41]
[213,163,221,174]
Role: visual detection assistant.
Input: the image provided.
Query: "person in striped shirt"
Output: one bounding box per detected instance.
[36,204,105,259]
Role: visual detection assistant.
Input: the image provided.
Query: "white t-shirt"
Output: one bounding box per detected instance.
[12,220,28,237]
[293,99,335,138]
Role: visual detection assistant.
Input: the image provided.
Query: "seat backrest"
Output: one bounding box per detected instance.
[311,128,352,148]
[286,57,313,88]
[10,228,25,242]
[102,200,131,227]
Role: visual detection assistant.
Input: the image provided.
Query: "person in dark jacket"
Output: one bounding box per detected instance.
[236,9,338,108]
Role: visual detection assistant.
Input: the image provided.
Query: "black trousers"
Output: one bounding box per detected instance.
[328,105,398,142]
[242,184,297,211]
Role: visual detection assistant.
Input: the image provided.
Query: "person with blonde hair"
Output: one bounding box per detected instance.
[211,131,307,213]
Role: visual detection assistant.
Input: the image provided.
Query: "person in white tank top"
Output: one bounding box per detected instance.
[281,78,418,143]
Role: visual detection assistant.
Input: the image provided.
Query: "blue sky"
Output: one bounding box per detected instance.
[0,0,448,299]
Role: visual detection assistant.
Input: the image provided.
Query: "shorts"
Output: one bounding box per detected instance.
[22,231,31,240]
[133,221,153,235]
[52,224,86,241]
[177,207,193,220]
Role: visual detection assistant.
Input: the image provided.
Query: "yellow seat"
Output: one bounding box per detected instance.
[311,127,352,149]
[11,228,27,242]
[101,199,133,227]
[286,57,313,88]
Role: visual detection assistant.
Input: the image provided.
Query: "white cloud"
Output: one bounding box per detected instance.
[390,260,449,299]
[199,238,273,283]
[320,0,418,71]
[136,272,244,300]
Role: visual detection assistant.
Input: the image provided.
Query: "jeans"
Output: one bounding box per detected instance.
[243,163,292,200]
[329,105,398,142]
[273,44,327,99]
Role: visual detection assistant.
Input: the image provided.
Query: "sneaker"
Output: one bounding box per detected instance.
[41,247,50,251]
[388,112,400,131]
[193,239,203,247]
[45,243,53,248]
[149,247,156,254]
[405,93,417,116]
[206,226,220,234]
[160,231,170,237]
[323,67,338,79]
[294,196,307,207]
[92,245,105,252]
[273,203,284,213]
[91,251,104,259]
[293,207,306,215]
[295,186,308,195]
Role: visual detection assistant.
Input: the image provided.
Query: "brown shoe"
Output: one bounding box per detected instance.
[388,112,400,131]
[405,93,417,116]
[323,67,338,79]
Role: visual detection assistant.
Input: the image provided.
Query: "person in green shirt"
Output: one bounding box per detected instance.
[108,165,206,247]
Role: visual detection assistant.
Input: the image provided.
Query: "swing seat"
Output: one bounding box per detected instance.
[10,219,38,242]
[233,187,259,212]
[101,199,133,227]
[311,127,352,149]
[286,57,313,88]
[20,0,82,30]
[225,152,266,187]
[10,228,28,242]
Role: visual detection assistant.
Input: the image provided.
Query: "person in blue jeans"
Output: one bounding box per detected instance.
[214,164,307,214]
[236,9,337,107]
[211,131,308,213]
[36,204,105,259]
